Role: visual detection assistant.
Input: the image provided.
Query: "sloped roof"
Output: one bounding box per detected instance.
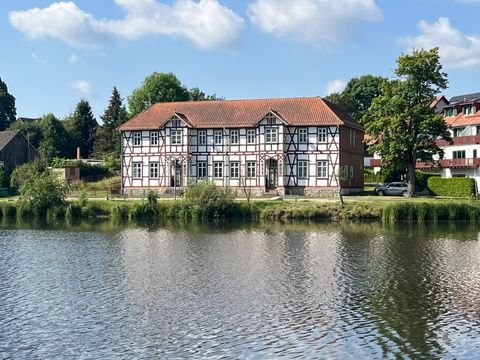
[119,97,363,131]
[449,92,480,105]
[0,131,19,151]
[446,111,480,127]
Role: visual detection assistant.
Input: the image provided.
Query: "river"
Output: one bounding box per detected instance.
[1,220,480,358]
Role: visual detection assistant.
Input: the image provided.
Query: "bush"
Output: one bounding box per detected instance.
[427,177,476,198]
[364,168,385,183]
[183,181,235,218]
[415,171,440,191]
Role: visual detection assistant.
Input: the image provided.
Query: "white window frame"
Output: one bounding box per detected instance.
[246,161,256,178]
[214,162,223,178]
[198,130,207,145]
[445,108,457,118]
[149,162,159,178]
[171,130,182,145]
[247,129,256,144]
[230,162,239,179]
[298,128,308,144]
[197,161,207,178]
[298,160,308,179]
[214,130,223,145]
[150,131,159,146]
[464,105,476,115]
[265,127,278,143]
[230,130,239,145]
[133,132,142,147]
[132,162,142,179]
[318,128,327,143]
[317,161,328,179]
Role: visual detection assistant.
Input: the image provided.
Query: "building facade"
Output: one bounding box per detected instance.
[119,97,364,197]
[0,130,39,172]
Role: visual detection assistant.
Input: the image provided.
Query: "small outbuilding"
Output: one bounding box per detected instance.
[0,130,40,171]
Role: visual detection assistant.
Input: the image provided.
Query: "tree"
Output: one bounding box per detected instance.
[128,72,190,116]
[69,100,98,158]
[8,120,43,150]
[93,87,128,157]
[38,113,71,160]
[189,87,221,101]
[325,75,386,122]
[363,48,450,197]
[0,77,16,131]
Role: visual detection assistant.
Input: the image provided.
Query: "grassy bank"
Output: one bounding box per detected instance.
[2,197,480,223]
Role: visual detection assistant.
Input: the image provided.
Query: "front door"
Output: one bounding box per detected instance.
[170,161,183,187]
[267,159,278,189]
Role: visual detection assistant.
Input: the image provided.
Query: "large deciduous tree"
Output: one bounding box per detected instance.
[0,77,16,131]
[68,99,98,159]
[128,72,190,116]
[363,48,450,197]
[93,87,128,157]
[39,113,70,160]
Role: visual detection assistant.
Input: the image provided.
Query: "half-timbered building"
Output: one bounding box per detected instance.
[119,97,364,197]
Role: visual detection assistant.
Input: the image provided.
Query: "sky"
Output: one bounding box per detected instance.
[1,0,480,122]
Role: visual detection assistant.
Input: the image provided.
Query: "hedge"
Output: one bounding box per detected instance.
[427,177,476,198]
[415,171,440,191]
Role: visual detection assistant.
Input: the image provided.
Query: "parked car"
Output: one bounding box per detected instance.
[374,182,409,196]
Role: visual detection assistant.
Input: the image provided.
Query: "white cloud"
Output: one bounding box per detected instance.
[9,0,244,50]
[401,17,480,69]
[69,54,79,64]
[248,0,382,48]
[325,80,347,95]
[71,80,92,96]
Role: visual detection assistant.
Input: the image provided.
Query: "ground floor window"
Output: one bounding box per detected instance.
[246,161,256,178]
[214,162,223,178]
[230,162,239,178]
[317,161,328,179]
[149,162,159,178]
[298,160,308,179]
[197,162,207,178]
[133,162,142,179]
[453,150,466,159]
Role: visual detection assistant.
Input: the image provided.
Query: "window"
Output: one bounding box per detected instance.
[265,128,277,143]
[171,130,182,145]
[197,162,207,178]
[150,131,159,146]
[214,130,223,145]
[246,161,256,178]
[349,165,354,180]
[247,129,256,144]
[132,162,142,179]
[149,162,159,178]
[453,150,466,159]
[298,160,308,179]
[317,161,328,178]
[298,128,308,143]
[453,127,465,137]
[444,107,457,117]
[214,162,223,178]
[474,150,478,158]
[349,129,356,147]
[318,128,327,143]
[230,130,239,145]
[464,105,476,115]
[133,132,142,146]
[198,131,207,145]
[230,162,239,178]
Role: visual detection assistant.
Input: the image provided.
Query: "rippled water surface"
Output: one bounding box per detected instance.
[1,221,480,358]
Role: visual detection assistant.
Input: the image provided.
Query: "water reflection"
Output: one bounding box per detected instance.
[1,221,480,358]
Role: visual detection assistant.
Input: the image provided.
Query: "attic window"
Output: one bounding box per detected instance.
[463,105,476,116]
[444,108,457,117]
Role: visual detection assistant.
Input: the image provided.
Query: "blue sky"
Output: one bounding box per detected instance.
[1,0,480,121]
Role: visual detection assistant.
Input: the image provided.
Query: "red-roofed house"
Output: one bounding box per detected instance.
[119,97,364,197]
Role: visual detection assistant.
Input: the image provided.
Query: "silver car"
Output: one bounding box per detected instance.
[374,182,409,196]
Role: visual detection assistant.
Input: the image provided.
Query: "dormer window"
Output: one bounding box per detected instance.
[444,108,457,117]
[453,127,465,137]
[463,105,476,116]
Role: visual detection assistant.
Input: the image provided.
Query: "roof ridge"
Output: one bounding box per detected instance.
[150,96,323,106]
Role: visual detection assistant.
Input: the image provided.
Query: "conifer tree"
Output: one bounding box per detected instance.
[0,77,16,131]
[70,99,98,158]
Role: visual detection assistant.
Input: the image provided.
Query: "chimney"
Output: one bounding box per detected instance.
[76,147,81,160]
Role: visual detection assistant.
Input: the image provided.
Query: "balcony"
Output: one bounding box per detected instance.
[437,135,480,146]
[370,159,382,167]
[439,158,480,168]
[369,159,437,169]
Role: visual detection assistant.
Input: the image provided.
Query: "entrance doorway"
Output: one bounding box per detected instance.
[170,161,183,187]
[266,159,278,190]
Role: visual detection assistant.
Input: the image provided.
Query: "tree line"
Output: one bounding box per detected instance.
[0,72,221,161]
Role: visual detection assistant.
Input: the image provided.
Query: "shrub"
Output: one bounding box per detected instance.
[415,171,440,191]
[183,181,235,218]
[364,168,385,183]
[427,177,476,198]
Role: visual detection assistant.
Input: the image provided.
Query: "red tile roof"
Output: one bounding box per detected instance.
[119,97,363,131]
[445,111,480,127]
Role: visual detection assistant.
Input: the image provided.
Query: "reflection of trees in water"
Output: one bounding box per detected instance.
[335,223,480,358]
